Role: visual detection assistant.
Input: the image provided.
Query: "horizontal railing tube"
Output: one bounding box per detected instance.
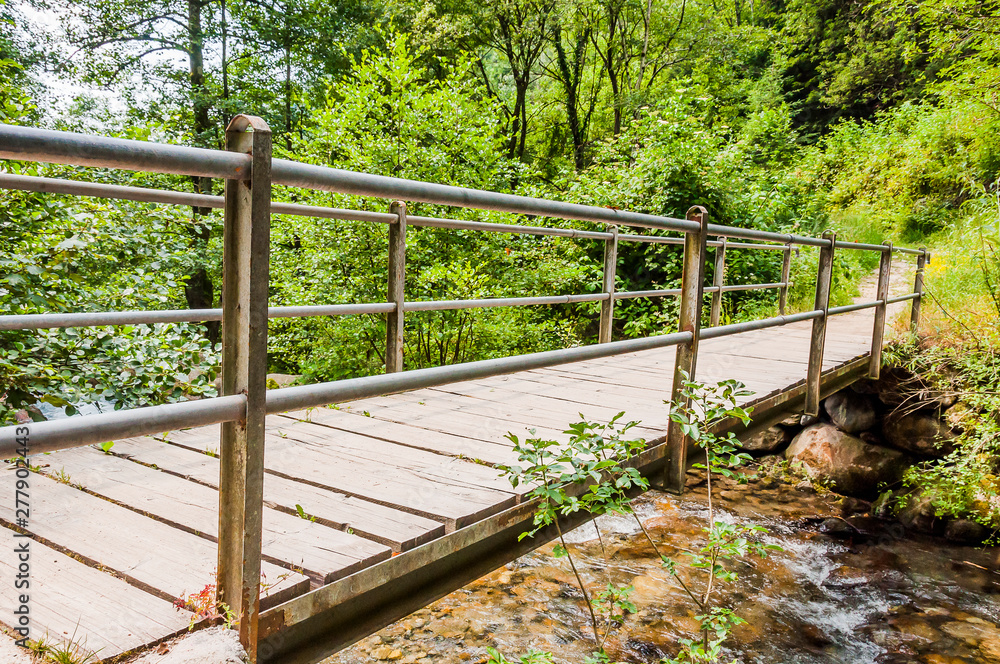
[0,127,923,257]
[0,124,250,180]
[617,234,686,245]
[704,224,832,247]
[720,241,789,252]
[720,282,786,293]
[266,331,693,414]
[828,300,883,315]
[894,247,924,256]
[0,172,222,208]
[0,303,397,330]
[700,309,824,340]
[268,159,700,234]
[0,395,247,457]
[886,292,920,304]
[834,240,890,252]
[613,288,681,300]
[409,215,612,239]
[404,294,608,312]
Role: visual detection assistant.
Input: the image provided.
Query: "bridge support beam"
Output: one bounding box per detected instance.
[664,206,709,494]
[598,225,618,343]
[869,243,893,379]
[805,231,835,416]
[386,201,407,373]
[710,238,726,327]
[217,115,272,662]
[910,248,927,335]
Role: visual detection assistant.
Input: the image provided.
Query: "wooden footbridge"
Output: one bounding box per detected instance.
[0,117,928,663]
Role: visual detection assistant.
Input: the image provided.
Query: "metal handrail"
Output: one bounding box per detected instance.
[0,119,930,655]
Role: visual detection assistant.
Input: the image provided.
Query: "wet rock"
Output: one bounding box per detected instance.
[840,496,872,516]
[889,615,942,644]
[824,389,877,433]
[800,623,832,647]
[371,646,404,660]
[897,492,942,535]
[739,425,793,453]
[794,480,816,493]
[785,423,912,498]
[818,517,860,538]
[981,635,1000,663]
[800,413,820,427]
[779,413,803,427]
[883,410,955,457]
[941,620,990,646]
[944,519,988,544]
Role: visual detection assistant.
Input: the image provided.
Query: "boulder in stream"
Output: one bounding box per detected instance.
[739,425,793,453]
[883,410,955,457]
[785,423,912,499]
[823,389,877,433]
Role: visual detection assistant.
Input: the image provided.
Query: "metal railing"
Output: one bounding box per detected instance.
[0,118,929,660]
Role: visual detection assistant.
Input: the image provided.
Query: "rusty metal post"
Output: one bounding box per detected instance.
[869,243,893,379]
[664,206,709,495]
[709,238,726,327]
[910,248,927,335]
[598,225,619,343]
[386,201,407,373]
[779,242,792,315]
[805,231,835,416]
[218,114,271,662]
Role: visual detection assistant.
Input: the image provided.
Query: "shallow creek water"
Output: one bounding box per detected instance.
[324,476,1000,664]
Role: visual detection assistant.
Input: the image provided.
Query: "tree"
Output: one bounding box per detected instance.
[43,0,225,332]
[546,0,599,170]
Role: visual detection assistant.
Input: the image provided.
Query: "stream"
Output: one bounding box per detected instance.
[323,473,1000,664]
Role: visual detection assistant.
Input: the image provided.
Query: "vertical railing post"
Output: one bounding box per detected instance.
[386,201,407,373]
[709,237,726,327]
[664,205,709,495]
[598,225,618,343]
[869,243,893,379]
[218,114,271,662]
[910,248,927,335]
[805,230,835,416]
[779,242,792,316]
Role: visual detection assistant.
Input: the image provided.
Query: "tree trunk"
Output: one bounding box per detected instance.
[186,0,219,341]
[553,22,588,171]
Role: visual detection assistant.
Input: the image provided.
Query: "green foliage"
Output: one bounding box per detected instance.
[660,375,779,662]
[886,339,1000,532]
[497,378,777,663]
[268,31,590,379]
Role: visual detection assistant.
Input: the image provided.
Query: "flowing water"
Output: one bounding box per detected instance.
[323,475,1000,664]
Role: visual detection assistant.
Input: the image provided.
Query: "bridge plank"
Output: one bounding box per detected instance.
[109,437,445,552]
[0,530,193,659]
[277,408,521,465]
[347,394,664,441]
[41,447,391,584]
[164,424,518,530]
[303,401,566,451]
[0,470,307,608]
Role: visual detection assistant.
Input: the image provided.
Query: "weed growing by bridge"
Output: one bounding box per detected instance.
[495,378,780,663]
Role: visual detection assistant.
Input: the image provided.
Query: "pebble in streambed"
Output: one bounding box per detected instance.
[323,474,1000,664]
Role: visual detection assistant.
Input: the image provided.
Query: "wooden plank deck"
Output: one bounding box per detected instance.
[0,310,892,660]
